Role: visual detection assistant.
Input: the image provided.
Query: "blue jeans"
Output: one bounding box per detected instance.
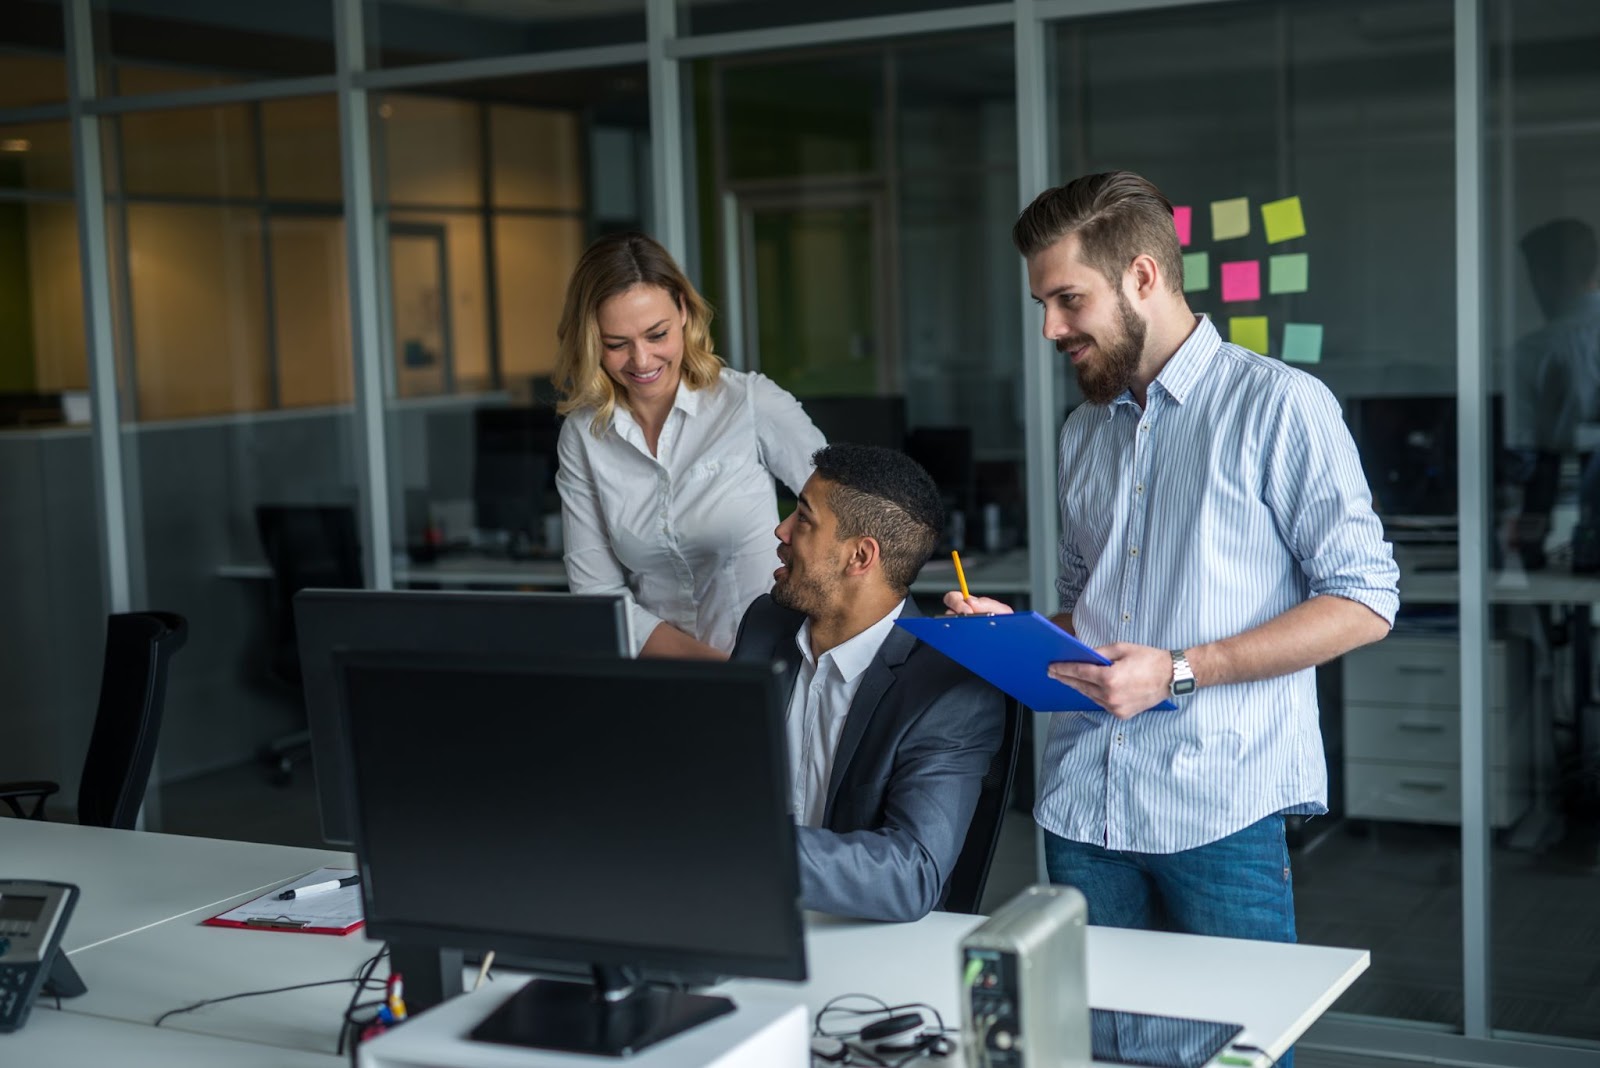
[1045,814,1298,1067]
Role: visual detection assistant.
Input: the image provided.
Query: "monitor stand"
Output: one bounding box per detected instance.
[469,964,735,1057]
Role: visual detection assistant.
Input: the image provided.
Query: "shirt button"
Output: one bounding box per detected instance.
[1129,547,1139,557]
[1136,483,1144,493]
[1122,612,1130,622]
[1141,424,1150,432]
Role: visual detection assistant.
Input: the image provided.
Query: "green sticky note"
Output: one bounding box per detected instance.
[1268,253,1309,294]
[1182,251,1210,292]
[1282,322,1324,364]
[1229,316,1269,355]
[1261,195,1306,243]
[1211,197,1251,240]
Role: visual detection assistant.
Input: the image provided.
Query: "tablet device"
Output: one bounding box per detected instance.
[1090,1008,1246,1068]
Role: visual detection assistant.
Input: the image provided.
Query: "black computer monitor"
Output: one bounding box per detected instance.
[800,394,907,452]
[1348,395,1456,522]
[334,651,805,1056]
[473,406,559,536]
[905,425,976,519]
[1346,394,1505,531]
[293,590,628,846]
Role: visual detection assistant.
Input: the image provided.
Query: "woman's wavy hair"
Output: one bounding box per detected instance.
[554,231,722,435]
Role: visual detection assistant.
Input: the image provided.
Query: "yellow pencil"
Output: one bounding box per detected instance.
[951,550,970,601]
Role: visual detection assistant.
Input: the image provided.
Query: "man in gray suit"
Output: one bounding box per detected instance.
[731,443,1006,922]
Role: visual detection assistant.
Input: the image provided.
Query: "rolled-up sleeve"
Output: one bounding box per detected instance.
[555,421,662,656]
[750,373,827,495]
[1263,376,1400,626]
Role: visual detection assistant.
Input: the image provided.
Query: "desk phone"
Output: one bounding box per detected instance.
[0,879,85,1032]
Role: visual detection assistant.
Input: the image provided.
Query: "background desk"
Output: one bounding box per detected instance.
[219,548,1033,596]
[10,822,1366,1067]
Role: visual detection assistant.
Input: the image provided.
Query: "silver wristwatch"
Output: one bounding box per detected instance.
[1169,649,1196,697]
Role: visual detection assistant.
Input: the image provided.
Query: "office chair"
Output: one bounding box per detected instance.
[0,611,188,828]
[255,504,363,784]
[942,695,1024,914]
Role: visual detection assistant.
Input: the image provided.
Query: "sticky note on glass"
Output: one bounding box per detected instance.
[1221,260,1261,302]
[1229,316,1269,354]
[1173,206,1193,246]
[1211,197,1250,240]
[1261,196,1306,243]
[1268,253,1309,294]
[1282,322,1324,364]
[1182,251,1209,292]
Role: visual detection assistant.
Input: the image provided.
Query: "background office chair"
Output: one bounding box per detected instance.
[0,611,188,828]
[255,504,363,783]
[942,695,1024,914]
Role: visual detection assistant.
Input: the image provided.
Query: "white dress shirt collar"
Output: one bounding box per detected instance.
[794,598,908,682]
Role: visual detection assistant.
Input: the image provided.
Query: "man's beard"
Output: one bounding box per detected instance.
[1062,290,1147,406]
[771,561,834,617]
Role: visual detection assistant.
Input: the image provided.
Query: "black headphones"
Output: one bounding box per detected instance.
[813,998,956,1065]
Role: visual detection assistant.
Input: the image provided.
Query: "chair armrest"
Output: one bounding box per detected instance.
[0,781,59,820]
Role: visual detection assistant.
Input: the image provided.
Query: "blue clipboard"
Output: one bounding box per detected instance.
[896,612,1178,713]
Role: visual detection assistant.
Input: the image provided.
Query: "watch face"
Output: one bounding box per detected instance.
[1171,677,1196,696]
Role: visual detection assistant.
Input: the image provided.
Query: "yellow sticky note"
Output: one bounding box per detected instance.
[1229,316,1269,355]
[1261,196,1306,243]
[1211,197,1251,240]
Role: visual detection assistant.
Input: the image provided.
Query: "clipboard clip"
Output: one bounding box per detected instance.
[245,916,311,929]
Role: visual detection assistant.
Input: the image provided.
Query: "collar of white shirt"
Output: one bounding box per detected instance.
[610,377,704,434]
[793,597,908,681]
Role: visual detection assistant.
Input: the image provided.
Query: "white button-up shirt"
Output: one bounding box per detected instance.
[557,369,825,656]
[786,600,907,828]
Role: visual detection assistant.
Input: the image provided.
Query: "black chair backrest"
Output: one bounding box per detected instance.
[76,612,189,829]
[255,505,363,683]
[942,695,1024,915]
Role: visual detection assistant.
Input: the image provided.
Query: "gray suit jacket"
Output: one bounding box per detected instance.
[731,594,1005,922]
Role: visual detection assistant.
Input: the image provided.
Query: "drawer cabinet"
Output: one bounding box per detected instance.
[1342,637,1530,827]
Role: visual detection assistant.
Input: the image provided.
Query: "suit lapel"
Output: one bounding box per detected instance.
[822,600,920,821]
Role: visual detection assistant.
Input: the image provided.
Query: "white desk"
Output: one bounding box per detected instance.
[17,1009,342,1067]
[6,822,1368,1066]
[0,819,345,954]
[731,913,1365,1067]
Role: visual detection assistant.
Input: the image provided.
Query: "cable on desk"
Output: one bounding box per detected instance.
[336,944,391,1057]
[152,975,383,1029]
[813,994,958,1067]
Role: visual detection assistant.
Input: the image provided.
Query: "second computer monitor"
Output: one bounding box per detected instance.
[293,590,628,846]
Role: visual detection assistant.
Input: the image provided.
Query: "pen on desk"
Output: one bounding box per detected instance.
[277,874,360,900]
[952,550,971,601]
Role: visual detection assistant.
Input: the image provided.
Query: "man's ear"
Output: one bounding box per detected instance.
[844,535,881,579]
[1127,253,1162,301]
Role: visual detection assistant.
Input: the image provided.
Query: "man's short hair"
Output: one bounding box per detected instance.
[1521,218,1599,293]
[811,444,943,595]
[1012,170,1184,295]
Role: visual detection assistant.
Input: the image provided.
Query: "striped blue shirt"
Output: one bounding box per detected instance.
[1035,316,1400,853]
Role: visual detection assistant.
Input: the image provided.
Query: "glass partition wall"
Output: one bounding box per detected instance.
[5,0,1598,1062]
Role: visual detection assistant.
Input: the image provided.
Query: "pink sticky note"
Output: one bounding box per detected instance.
[1173,205,1192,247]
[1221,260,1261,303]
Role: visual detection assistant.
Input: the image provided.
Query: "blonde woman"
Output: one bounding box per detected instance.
[554,231,825,659]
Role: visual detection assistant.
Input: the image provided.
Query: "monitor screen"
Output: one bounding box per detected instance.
[474,406,559,535]
[1348,395,1456,521]
[800,394,907,452]
[1347,394,1505,528]
[335,652,806,985]
[293,590,628,846]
